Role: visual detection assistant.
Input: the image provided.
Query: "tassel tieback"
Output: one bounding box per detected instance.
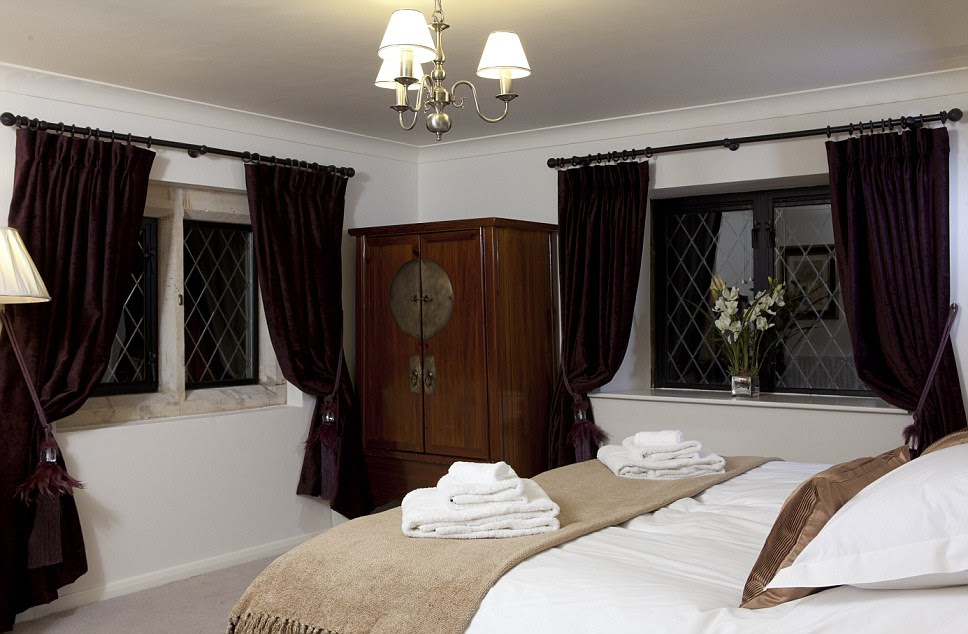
[568,418,608,463]
[17,436,84,505]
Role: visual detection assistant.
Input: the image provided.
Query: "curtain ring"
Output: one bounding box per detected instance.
[126,132,133,145]
[241,151,251,163]
[310,162,319,171]
[109,130,116,142]
[94,128,100,140]
[919,114,925,126]
[848,123,854,136]
[644,147,654,159]
[58,122,65,134]
[252,152,261,164]
[146,135,152,148]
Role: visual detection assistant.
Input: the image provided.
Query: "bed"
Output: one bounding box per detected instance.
[229,439,968,634]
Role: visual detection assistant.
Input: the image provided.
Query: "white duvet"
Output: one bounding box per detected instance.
[466,461,968,634]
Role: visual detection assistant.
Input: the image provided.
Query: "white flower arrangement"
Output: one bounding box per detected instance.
[709,275,786,377]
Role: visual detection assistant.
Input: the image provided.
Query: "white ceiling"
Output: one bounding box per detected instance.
[1,1,966,147]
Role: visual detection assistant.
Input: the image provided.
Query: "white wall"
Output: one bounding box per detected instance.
[0,64,420,619]
[417,68,968,463]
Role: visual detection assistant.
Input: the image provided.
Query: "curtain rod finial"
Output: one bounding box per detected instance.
[0,112,15,127]
[947,108,963,122]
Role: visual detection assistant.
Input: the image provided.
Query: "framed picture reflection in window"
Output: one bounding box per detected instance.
[783,246,838,320]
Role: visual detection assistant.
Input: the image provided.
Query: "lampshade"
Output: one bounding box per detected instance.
[378,9,436,64]
[476,31,531,79]
[375,57,425,90]
[0,226,49,303]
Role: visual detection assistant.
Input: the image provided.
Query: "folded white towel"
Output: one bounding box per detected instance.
[597,444,726,480]
[446,460,517,483]
[442,483,528,507]
[633,430,685,446]
[402,479,560,539]
[621,436,702,461]
[437,461,524,504]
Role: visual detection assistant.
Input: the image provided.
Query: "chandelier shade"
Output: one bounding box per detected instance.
[0,226,49,303]
[476,32,531,79]
[378,9,436,64]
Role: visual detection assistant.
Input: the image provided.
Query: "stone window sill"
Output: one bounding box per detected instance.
[58,381,289,430]
[591,388,907,415]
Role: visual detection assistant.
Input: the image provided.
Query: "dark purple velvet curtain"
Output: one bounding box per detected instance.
[827,127,966,452]
[0,129,154,631]
[244,164,371,519]
[549,162,649,468]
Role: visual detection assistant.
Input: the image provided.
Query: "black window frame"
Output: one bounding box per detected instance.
[653,185,870,396]
[182,219,259,390]
[94,217,160,396]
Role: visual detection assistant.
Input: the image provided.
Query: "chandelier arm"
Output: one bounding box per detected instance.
[451,80,510,124]
[398,109,419,131]
[400,75,433,114]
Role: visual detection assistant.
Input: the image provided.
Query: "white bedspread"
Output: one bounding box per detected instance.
[466,460,968,634]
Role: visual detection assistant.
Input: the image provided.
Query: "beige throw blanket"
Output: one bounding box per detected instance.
[228,456,772,634]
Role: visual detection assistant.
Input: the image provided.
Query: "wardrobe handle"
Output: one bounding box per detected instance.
[423,355,436,394]
[408,355,422,394]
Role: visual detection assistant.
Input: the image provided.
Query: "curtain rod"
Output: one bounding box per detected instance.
[546,107,963,170]
[0,112,356,178]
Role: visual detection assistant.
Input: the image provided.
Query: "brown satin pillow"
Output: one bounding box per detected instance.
[921,428,968,455]
[740,445,910,609]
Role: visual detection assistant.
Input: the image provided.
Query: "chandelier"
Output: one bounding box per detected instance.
[375,0,531,141]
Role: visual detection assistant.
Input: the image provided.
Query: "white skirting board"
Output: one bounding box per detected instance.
[17,531,322,623]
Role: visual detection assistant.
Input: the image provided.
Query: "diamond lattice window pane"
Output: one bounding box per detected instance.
[773,199,867,392]
[101,218,157,391]
[183,221,257,387]
[660,206,753,387]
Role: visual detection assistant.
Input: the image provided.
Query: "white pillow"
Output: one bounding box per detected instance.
[767,442,968,591]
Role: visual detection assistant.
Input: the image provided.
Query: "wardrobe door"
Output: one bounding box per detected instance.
[419,229,489,459]
[359,234,424,453]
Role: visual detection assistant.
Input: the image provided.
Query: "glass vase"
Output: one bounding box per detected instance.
[730,374,760,397]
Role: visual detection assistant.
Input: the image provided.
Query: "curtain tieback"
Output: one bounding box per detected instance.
[2,311,84,503]
[317,347,345,449]
[561,368,607,461]
[906,303,959,450]
[3,310,84,569]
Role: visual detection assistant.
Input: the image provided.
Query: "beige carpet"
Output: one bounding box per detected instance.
[13,557,273,634]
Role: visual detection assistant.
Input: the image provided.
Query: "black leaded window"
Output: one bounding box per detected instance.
[183,220,258,388]
[653,186,869,395]
[98,217,159,395]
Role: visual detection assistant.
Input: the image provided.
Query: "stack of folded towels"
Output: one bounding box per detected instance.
[597,429,726,480]
[401,461,560,539]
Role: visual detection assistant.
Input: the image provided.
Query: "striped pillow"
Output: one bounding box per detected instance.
[740,445,910,609]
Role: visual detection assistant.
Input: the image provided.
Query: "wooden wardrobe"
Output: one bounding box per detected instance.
[349,218,559,507]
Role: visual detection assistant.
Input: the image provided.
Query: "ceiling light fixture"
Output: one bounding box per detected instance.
[375,0,531,141]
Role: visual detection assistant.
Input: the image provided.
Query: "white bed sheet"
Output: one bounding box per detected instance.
[466,460,968,634]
